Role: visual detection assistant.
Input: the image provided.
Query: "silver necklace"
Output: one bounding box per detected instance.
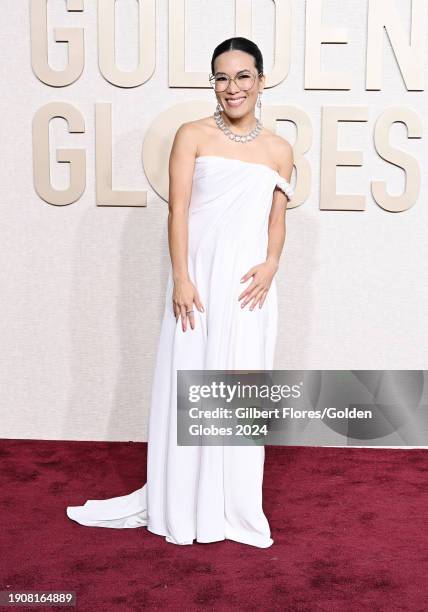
[214,105,262,143]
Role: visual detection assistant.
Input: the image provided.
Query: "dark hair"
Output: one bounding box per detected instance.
[210,37,264,76]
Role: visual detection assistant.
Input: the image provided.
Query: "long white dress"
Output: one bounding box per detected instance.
[66,155,294,548]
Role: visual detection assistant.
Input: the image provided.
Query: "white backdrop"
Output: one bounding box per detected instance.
[1,0,427,442]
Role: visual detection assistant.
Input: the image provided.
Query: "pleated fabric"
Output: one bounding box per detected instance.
[66,156,294,548]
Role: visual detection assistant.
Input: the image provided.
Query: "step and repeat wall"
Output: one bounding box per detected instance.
[1,0,427,443]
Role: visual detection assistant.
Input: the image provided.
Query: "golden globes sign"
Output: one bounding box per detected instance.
[31,0,424,211]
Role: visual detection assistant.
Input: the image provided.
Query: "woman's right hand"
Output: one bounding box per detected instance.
[172,277,204,332]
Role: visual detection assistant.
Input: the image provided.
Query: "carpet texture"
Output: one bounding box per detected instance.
[0,440,427,611]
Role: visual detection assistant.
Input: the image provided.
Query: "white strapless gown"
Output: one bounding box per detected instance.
[66,155,294,548]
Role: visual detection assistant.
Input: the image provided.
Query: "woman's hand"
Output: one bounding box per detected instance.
[238,259,278,310]
[172,277,204,331]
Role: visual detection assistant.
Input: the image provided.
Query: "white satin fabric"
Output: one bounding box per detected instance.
[66,156,294,548]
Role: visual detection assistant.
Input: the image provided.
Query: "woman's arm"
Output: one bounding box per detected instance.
[265,139,294,270]
[168,123,204,331]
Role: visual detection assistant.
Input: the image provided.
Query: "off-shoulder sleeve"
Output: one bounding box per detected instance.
[276,175,294,201]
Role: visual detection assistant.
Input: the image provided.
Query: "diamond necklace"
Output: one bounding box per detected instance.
[214,106,263,143]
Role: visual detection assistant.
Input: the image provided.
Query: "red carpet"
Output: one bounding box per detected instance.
[0,440,427,611]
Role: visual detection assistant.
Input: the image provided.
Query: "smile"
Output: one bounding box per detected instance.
[225,97,246,107]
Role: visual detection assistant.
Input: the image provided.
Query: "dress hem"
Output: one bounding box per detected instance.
[147,525,273,548]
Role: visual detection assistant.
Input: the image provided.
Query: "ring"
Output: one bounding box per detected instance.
[186,309,194,314]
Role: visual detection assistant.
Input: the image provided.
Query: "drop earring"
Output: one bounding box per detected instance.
[257,92,262,122]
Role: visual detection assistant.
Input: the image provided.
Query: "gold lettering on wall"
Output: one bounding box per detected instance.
[320,107,369,210]
[372,107,422,212]
[30,0,84,87]
[98,0,156,87]
[32,102,86,205]
[305,0,351,90]
[32,101,423,211]
[367,0,427,91]
[96,103,146,207]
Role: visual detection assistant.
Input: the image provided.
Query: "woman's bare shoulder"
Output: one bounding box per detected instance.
[264,128,294,176]
[269,132,294,169]
[170,117,216,162]
[172,117,217,157]
[262,127,293,152]
[177,116,215,135]
[174,116,215,140]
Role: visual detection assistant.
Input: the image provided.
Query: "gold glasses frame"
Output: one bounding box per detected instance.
[208,69,263,92]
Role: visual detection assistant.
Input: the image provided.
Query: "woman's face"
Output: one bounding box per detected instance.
[212,50,264,118]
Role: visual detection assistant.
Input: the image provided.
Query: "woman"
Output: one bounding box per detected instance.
[66,37,294,548]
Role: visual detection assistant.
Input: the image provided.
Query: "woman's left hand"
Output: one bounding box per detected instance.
[238,259,278,310]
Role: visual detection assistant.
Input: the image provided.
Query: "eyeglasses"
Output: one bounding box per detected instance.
[208,69,262,92]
